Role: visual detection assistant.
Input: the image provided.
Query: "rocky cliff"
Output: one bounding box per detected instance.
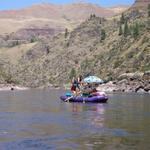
[132,0,150,8]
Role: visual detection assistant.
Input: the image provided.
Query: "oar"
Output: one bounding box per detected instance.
[83,97,86,103]
[65,96,74,102]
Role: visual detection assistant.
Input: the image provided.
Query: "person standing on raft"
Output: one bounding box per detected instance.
[71,77,78,95]
[71,76,82,95]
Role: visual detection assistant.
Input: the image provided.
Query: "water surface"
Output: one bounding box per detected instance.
[0,89,150,150]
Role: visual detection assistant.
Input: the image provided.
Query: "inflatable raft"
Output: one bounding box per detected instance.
[60,94,108,103]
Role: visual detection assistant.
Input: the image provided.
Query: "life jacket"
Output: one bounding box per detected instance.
[73,79,78,87]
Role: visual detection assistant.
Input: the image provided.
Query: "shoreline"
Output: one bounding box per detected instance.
[0,84,29,91]
[0,85,149,94]
[0,80,149,94]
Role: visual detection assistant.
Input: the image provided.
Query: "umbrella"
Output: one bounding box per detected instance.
[83,76,103,84]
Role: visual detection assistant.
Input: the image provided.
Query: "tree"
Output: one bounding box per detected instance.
[119,25,123,36]
[132,23,139,39]
[93,14,96,18]
[65,28,69,38]
[12,40,19,47]
[99,18,102,24]
[124,21,130,37]
[69,68,76,79]
[120,13,125,24]
[46,46,50,54]
[101,29,106,41]
[30,37,37,43]
[90,14,96,19]
[148,4,150,17]
[15,40,19,45]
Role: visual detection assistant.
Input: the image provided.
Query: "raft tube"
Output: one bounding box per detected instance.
[60,95,108,103]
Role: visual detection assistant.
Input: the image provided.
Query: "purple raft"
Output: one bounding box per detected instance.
[60,95,108,103]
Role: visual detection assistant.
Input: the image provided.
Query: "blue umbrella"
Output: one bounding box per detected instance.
[83,76,103,84]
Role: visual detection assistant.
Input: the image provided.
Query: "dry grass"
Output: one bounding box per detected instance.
[0,42,36,64]
[0,18,75,35]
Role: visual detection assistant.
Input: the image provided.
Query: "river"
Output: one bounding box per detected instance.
[0,89,149,150]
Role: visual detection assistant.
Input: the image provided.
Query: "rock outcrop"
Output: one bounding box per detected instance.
[132,0,150,8]
[98,72,150,93]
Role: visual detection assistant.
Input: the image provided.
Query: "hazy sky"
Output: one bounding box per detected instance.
[0,0,135,10]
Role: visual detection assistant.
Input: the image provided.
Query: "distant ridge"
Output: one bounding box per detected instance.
[0,3,129,19]
[0,3,129,35]
[108,5,129,13]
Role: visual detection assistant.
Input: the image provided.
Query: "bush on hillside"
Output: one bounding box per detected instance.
[101,29,106,41]
[69,68,76,80]
[148,4,150,17]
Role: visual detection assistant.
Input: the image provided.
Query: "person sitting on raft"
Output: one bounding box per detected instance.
[81,83,93,97]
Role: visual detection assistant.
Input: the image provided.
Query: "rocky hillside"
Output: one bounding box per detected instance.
[132,0,150,8]
[0,0,150,88]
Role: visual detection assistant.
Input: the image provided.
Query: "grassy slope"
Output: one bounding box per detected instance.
[0,43,36,64]
[0,18,75,35]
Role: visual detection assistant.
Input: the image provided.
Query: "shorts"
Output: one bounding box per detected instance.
[71,86,76,92]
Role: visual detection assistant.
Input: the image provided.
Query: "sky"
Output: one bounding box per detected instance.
[0,0,135,10]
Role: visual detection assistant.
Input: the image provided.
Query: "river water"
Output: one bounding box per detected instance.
[0,89,149,150]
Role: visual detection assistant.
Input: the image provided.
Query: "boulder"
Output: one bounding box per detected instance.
[144,84,150,92]
[136,88,147,94]
[118,72,144,81]
[132,0,150,8]
[118,79,128,85]
[97,81,118,92]
[143,71,150,81]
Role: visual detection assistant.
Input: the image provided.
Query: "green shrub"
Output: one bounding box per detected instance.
[30,37,37,43]
[126,51,135,59]
[113,58,123,68]
[148,4,150,17]
[120,13,125,24]
[132,23,139,39]
[69,68,76,79]
[124,21,130,37]
[119,25,123,36]
[101,29,106,41]
[65,28,69,38]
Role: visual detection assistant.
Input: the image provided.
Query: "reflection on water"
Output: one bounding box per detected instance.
[64,102,105,113]
[64,103,105,128]
[0,89,150,149]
